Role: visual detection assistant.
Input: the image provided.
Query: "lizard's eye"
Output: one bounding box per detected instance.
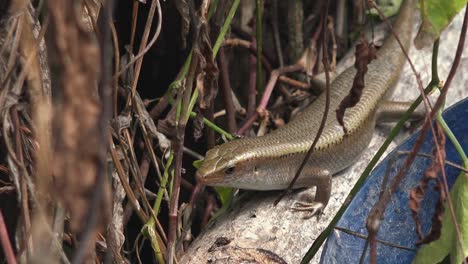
[224,166,235,175]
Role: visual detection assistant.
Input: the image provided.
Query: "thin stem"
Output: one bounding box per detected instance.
[218,47,237,133]
[212,0,241,58]
[436,111,467,167]
[248,38,257,119]
[431,39,440,84]
[144,153,173,264]
[207,0,220,20]
[115,0,162,79]
[129,0,139,50]
[0,210,16,264]
[271,0,284,67]
[396,151,468,172]
[256,0,264,95]
[190,112,234,140]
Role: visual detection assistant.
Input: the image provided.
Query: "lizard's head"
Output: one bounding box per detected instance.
[196,140,261,189]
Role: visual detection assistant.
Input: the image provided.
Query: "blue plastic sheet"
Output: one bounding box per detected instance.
[321,98,467,263]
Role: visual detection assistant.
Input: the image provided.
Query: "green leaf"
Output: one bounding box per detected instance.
[369,0,404,17]
[206,187,235,225]
[414,0,466,49]
[412,172,468,264]
[214,187,235,206]
[193,159,203,169]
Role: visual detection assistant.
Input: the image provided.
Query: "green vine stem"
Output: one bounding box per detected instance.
[142,153,173,263]
[436,110,468,168]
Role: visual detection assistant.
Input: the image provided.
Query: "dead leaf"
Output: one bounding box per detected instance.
[336,34,377,134]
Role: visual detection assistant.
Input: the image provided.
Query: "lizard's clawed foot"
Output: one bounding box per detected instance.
[289,186,328,219]
[291,201,325,219]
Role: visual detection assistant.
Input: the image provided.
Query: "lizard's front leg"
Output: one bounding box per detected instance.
[291,169,332,219]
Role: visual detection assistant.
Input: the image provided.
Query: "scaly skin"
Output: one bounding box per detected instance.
[197,0,415,212]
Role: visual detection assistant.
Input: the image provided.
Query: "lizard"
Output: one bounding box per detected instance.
[196,0,422,217]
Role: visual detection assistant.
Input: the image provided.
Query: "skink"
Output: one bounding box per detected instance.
[197,0,418,215]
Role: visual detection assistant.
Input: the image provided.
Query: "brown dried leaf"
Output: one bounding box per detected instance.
[82,0,101,32]
[195,21,219,110]
[192,108,204,141]
[157,107,178,140]
[175,0,190,49]
[409,123,447,245]
[336,33,377,134]
[298,39,318,79]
